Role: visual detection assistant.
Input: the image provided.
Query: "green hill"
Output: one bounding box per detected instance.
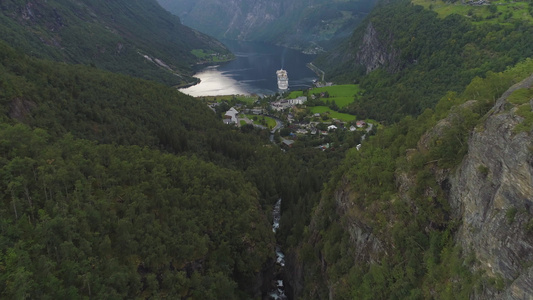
[291,54,533,300]
[314,0,533,122]
[0,0,232,86]
[0,37,271,299]
[0,37,337,298]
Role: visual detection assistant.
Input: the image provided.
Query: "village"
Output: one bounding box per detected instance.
[205,84,375,151]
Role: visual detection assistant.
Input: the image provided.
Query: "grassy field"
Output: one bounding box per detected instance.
[325,96,356,108]
[310,106,356,122]
[310,85,361,97]
[288,84,361,108]
[411,0,533,25]
[245,114,277,129]
[288,90,305,98]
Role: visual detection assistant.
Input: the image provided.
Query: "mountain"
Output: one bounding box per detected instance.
[275,0,533,296]
[287,54,533,300]
[0,0,233,86]
[314,0,533,122]
[0,35,335,297]
[0,38,268,299]
[3,0,533,298]
[156,0,377,52]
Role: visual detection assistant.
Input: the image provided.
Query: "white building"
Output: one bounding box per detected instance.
[287,96,307,105]
[224,107,239,124]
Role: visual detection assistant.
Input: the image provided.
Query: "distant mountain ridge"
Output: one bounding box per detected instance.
[156,0,377,52]
[0,0,232,86]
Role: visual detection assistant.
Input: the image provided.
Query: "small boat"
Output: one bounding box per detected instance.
[276,69,288,90]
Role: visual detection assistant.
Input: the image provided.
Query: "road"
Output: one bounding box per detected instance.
[270,117,283,134]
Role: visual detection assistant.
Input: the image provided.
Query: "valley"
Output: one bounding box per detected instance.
[179,41,318,96]
[1,0,533,299]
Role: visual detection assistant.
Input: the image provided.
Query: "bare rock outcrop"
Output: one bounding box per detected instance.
[9,98,36,122]
[354,22,401,73]
[449,75,533,299]
[333,187,386,264]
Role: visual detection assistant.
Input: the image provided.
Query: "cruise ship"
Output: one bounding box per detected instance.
[276,69,289,90]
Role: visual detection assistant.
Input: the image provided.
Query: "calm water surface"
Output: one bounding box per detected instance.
[180,41,318,96]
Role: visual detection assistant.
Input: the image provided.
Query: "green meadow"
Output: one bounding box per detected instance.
[245,114,277,129]
[310,106,357,122]
[288,84,361,108]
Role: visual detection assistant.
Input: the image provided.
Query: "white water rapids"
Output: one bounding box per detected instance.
[270,199,287,300]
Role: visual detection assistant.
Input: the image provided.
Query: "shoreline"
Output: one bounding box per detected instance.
[306,62,325,82]
[175,77,201,89]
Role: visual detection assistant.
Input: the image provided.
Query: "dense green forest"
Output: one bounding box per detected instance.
[0,39,342,298]
[315,0,533,122]
[0,125,274,299]
[293,54,533,300]
[0,0,232,86]
[2,0,533,298]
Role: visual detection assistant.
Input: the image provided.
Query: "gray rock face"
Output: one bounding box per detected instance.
[333,188,386,264]
[355,22,401,73]
[450,75,533,299]
[157,0,282,40]
[156,0,376,51]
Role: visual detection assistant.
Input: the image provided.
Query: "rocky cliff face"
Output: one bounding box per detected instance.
[157,0,376,51]
[332,185,387,264]
[450,75,533,299]
[314,19,403,79]
[285,177,387,299]
[219,0,282,40]
[157,0,286,40]
[354,22,401,73]
[294,71,533,298]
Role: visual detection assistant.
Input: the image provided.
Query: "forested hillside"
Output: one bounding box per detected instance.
[0,125,274,298]
[0,39,341,298]
[156,0,377,52]
[0,0,232,86]
[315,0,533,122]
[3,0,533,299]
[291,55,533,300]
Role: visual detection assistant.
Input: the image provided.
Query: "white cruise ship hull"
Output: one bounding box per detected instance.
[276,69,289,90]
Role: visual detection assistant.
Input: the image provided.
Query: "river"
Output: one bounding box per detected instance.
[270,198,287,300]
[180,41,318,97]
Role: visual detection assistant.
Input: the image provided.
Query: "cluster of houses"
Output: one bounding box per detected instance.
[271,96,307,111]
[217,97,372,152]
[284,120,368,137]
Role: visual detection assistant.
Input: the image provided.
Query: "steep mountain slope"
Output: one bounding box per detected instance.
[289,56,533,299]
[156,0,377,52]
[0,38,273,299]
[0,0,232,86]
[314,0,533,122]
[0,126,275,299]
[449,74,533,298]
[0,37,337,298]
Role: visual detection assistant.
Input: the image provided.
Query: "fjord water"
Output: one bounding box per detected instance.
[180,40,318,96]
